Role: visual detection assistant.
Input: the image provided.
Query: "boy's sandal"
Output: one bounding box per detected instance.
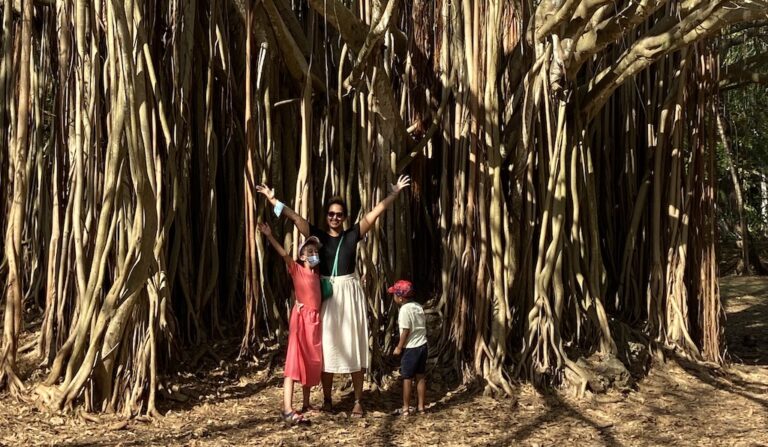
[351,400,365,418]
[320,398,333,412]
[417,407,427,415]
[282,411,310,426]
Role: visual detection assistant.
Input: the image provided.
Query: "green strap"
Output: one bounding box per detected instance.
[331,234,344,277]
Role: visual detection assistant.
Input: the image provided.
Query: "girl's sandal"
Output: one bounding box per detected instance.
[351,400,365,418]
[282,411,310,427]
[320,398,333,412]
[300,404,318,414]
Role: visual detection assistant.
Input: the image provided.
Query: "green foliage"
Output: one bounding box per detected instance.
[719,30,768,238]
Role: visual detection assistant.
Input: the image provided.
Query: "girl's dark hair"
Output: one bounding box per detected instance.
[325,196,348,216]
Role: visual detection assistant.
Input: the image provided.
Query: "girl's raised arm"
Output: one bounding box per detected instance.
[257,223,294,266]
[255,184,311,237]
[359,175,411,237]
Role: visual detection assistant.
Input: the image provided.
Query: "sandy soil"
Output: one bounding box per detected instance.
[0,277,766,446]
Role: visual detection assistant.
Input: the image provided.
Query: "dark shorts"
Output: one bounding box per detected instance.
[400,344,428,379]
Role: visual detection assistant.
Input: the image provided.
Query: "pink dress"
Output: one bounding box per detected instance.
[283,261,323,386]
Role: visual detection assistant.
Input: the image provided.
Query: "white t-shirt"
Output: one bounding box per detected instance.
[398,302,427,349]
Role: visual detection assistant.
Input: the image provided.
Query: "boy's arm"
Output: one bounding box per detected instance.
[255,184,311,237]
[258,223,294,266]
[394,328,411,356]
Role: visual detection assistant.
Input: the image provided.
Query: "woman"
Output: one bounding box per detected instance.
[256,175,410,417]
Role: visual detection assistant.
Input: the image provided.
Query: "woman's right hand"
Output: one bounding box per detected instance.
[390,175,411,195]
[257,222,272,236]
[255,184,276,201]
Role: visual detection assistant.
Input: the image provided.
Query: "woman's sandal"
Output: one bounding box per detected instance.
[320,397,333,412]
[351,400,365,418]
[281,410,310,427]
[392,407,411,417]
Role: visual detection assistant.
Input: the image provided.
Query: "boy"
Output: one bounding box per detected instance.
[389,280,428,416]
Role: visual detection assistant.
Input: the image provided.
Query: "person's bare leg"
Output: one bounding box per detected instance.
[402,378,412,414]
[283,377,295,413]
[416,374,426,412]
[321,372,333,410]
[351,370,364,416]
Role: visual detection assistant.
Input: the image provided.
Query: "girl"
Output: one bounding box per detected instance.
[258,222,323,426]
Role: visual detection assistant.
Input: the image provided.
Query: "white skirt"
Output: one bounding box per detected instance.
[321,273,369,373]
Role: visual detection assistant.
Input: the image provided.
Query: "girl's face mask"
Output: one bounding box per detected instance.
[306,255,320,267]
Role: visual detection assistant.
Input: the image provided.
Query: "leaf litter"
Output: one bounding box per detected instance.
[0,277,766,446]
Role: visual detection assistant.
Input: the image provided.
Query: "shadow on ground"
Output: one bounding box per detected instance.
[2,277,768,446]
[721,276,768,366]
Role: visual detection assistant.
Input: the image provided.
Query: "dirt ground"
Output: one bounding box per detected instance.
[1,277,767,446]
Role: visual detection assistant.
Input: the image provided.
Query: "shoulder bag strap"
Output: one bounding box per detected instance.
[331,234,345,277]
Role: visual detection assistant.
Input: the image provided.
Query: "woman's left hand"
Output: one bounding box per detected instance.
[391,175,411,195]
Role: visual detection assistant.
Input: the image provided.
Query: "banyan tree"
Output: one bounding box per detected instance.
[0,0,766,415]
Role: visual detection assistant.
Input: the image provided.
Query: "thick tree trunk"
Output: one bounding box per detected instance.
[0,0,33,396]
[717,110,751,275]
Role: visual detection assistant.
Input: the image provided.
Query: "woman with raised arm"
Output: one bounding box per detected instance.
[255,175,411,417]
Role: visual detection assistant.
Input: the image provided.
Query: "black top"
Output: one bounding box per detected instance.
[310,223,362,277]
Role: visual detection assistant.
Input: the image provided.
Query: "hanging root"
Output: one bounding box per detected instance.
[0,361,25,397]
[0,0,751,416]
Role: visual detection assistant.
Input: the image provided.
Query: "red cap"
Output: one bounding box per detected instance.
[387,280,414,297]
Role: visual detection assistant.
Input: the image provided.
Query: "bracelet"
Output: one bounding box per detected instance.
[273,200,285,217]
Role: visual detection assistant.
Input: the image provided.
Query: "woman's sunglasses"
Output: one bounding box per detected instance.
[327,211,345,219]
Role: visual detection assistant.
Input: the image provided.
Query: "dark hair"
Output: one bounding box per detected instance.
[325,196,348,216]
[406,285,424,304]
